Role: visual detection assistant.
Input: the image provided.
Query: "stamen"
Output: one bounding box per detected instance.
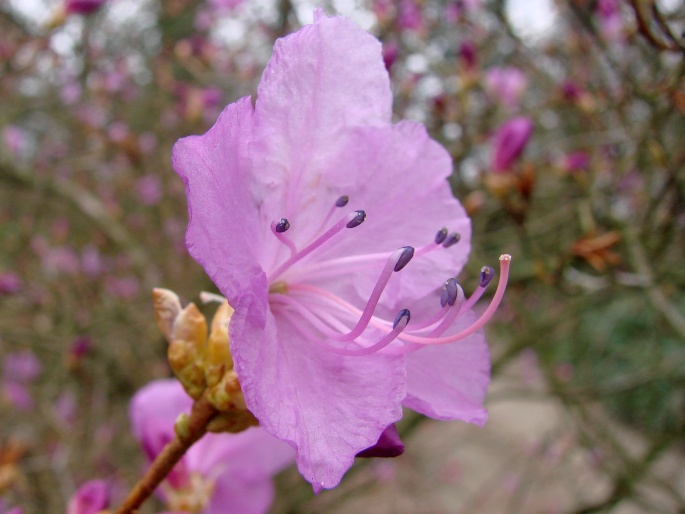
[480,266,495,287]
[435,227,448,244]
[315,195,352,237]
[463,265,495,310]
[327,308,411,356]
[274,218,290,233]
[269,210,366,281]
[394,254,511,346]
[288,246,414,341]
[442,232,461,248]
[346,210,366,228]
[394,246,415,272]
[440,278,459,307]
[271,218,297,257]
[426,283,465,337]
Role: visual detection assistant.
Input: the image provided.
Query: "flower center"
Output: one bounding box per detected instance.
[266,195,510,356]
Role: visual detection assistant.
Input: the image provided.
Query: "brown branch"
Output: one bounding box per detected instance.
[114,393,219,514]
[627,0,680,52]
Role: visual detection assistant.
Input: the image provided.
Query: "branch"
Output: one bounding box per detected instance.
[114,392,219,514]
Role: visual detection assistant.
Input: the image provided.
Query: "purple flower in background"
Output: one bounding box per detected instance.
[0,272,22,295]
[174,10,509,491]
[484,67,528,110]
[130,380,294,514]
[459,41,478,72]
[65,0,107,15]
[1,350,41,410]
[66,480,110,514]
[491,116,534,173]
[596,0,623,41]
[561,151,591,173]
[135,174,163,206]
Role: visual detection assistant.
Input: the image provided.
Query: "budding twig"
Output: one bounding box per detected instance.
[114,392,219,514]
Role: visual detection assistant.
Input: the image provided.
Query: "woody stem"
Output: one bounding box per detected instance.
[114,392,219,514]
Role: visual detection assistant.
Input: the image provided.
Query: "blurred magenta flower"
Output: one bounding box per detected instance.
[459,41,478,72]
[135,174,163,206]
[484,67,528,110]
[174,10,509,491]
[560,151,591,173]
[65,0,107,15]
[1,350,41,410]
[491,116,534,173]
[66,480,110,514]
[0,272,22,295]
[130,379,294,514]
[596,0,623,42]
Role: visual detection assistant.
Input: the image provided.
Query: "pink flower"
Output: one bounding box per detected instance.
[66,480,110,514]
[491,116,534,173]
[130,379,294,514]
[0,272,22,295]
[484,67,528,110]
[173,10,509,490]
[65,0,107,15]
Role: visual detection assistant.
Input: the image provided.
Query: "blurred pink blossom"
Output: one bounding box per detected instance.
[491,116,534,173]
[2,125,28,159]
[65,0,107,15]
[561,151,591,173]
[0,272,22,295]
[135,174,163,206]
[484,67,528,110]
[66,480,110,514]
[130,379,295,514]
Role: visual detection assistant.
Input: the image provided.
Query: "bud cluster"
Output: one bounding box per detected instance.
[152,289,257,434]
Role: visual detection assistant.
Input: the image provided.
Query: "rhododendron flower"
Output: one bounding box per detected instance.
[66,480,109,514]
[484,67,528,110]
[491,116,534,173]
[173,10,510,491]
[130,379,294,514]
[65,0,107,15]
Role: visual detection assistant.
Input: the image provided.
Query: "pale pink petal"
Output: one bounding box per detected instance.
[230,293,405,490]
[206,475,274,514]
[172,97,265,303]
[289,121,470,309]
[188,427,294,479]
[250,12,393,269]
[129,379,192,443]
[403,310,490,425]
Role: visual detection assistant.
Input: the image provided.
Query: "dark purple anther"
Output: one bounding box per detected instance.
[275,218,290,233]
[440,278,459,307]
[392,308,411,329]
[442,232,461,248]
[479,265,495,287]
[336,195,350,207]
[434,227,448,244]
[393,246,415,272]
[346,210,366,228]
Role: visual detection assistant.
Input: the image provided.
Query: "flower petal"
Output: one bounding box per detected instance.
[172,97,266,303]
[206,474,275,514]
[230,289,405,490]
[403,310,490,425]
[287,121,470,310]
[249,12,394,266]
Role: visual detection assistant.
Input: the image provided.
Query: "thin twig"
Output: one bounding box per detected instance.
[114,393,218,514]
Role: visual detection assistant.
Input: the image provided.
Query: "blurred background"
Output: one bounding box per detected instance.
[1,0,684,512]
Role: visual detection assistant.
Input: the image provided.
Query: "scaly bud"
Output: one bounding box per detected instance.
[205,301,235,388]
[207,370,247,412]
[174,413,191,442]
[206,410,259,434]
[152,288,183,343]
[168,340,206,399]
[172,303,207,357]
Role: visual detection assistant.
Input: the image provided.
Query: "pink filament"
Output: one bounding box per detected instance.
[394,254,511,346]
[270,220,297,258]
[269,211,360,281]
[288,248,406,341]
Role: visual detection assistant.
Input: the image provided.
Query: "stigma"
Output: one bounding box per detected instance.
[266,195,510,357]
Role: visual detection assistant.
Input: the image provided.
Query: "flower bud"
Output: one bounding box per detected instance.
[205,301,235,388]
[207,370,247,412]
[206,410,259,434]
[152,288,183,343]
